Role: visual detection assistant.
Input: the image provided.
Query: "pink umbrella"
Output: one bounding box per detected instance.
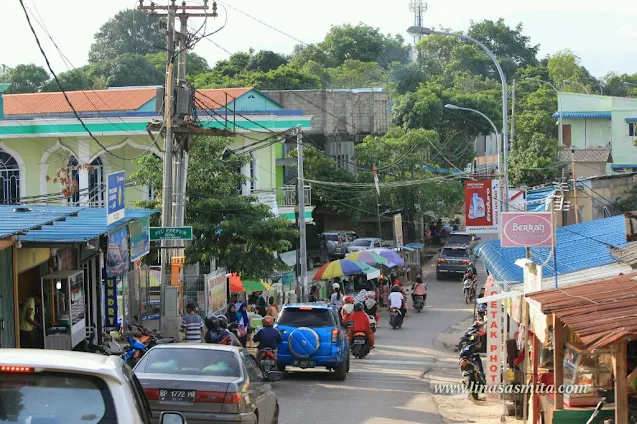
[370,248,405,266]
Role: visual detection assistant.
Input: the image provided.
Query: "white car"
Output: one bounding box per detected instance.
[346,237,383,253]
[0,349,186,424]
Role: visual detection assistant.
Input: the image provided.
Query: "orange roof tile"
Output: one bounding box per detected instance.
[3,87,157,116]
[195,87,252,110]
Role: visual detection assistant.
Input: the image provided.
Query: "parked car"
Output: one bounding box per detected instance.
[436,243,475,280]
[321,230,359,259]
[346,237,383,253]
[275,303,350,380]
[134,344,281,424]
[0,349,184,424]
[446,232,480,249]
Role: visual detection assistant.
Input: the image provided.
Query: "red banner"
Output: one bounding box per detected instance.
[464,180,499,234]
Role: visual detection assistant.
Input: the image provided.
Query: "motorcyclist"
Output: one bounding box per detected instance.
[388,285,407,318]
[253,316,282,361]
[411,275,427,304]
[348,302,375,349]
[204,315,229,344]
[364,291,378,317]
[341,296,356,325]
[218,314,243,347]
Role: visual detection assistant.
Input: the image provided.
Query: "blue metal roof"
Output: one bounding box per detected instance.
[422,165,465,175]
[611,164,637,169]
[552,112,611,119]
[15,206,158,243]
[525,187,556,212]
[0,206,80,239]
[625,118,637,123]
[475,215,632,283]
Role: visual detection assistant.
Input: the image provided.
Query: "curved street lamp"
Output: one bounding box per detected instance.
[563,79,590,94]
[444,104,501,177]
[525,78,563,146]
[407,25,510,211]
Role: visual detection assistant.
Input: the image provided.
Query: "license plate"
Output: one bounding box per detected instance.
[159,389,196,402]
[353,339,365,344]
[293,360,316,368]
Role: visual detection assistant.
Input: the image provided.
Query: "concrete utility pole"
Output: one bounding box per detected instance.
[296,125,308,302]
[511,79,516,146]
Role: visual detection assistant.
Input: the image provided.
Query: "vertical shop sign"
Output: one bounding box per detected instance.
[129,217,150,262]
[393,214,403,247]
[105,277,118,328]
[107,171,125,225]
[464,179,500,234]
[485,275,502,400]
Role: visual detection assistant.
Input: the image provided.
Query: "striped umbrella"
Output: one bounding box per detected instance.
[312,259,375,281]
[370,248,405,266]
[345,250,392,267]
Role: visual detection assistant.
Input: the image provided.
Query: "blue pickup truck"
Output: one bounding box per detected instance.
[274,303,350,380]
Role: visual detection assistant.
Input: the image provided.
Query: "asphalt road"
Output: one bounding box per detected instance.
[275,261,484,424]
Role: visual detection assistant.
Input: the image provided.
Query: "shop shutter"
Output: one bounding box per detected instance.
[0,247,15,347]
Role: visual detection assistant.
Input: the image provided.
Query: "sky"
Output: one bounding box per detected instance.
[3,0,637,79]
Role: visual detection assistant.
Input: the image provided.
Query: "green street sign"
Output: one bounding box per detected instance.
[150,226,193,241]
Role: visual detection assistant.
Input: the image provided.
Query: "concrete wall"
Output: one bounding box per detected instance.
[564,118,611,148]
[562,174,635,225]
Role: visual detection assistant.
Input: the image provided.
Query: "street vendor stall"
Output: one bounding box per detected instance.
[525,274,637,424]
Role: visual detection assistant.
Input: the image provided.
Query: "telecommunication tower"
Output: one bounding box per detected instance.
[409,0,427,42]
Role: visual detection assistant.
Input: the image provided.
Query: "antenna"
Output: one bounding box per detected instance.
[409,0,427,42]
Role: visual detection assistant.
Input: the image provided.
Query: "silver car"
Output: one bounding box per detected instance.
[134,344,281,424]
[346,237,383,253]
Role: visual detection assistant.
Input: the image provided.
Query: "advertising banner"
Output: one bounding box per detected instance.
[106,171,125,225]
[104,277,118,328]
[464,179,500,234]
[129,217,150,262]
[501,212,553,248]
[509,189,526,212]
[394,214,403,247]
[106,226,129,277]
[484,276,502,400]
[206,267,227,315]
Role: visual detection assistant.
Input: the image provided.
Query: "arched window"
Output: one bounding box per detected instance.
[67,156,80,205]
[0,149,20,204]
[88,157,104,206]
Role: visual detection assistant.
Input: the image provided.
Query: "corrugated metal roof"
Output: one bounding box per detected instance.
[526,274,637,349]
[475,215,633,283]
[13,206,158,243]
[525,187,556,212]
[625,118,637,123]
[552,112,612,119]
[0,206,80,239]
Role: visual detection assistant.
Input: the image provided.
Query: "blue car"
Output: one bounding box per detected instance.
[274,303,350,380]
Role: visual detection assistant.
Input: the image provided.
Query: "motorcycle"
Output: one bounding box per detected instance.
[413,295,425,313]
[457,321,486,351]
[389,307,403,329]
[476,302,487,321]
[260,348,277,373]
[368,314,377,333]
[122,332,148,368]
[459,344,486,400]
[351,331,370,359]
[462,278,476,304]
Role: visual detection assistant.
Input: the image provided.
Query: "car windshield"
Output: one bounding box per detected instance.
[136,348,241,377]
[0,371,117,424]
[447,234,471,244]
[277,308,334,327]
[323,234,338,241]
[350,239,372,247]
[441,248,469,258]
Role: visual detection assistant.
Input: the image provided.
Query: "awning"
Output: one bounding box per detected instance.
[552,112,611,119]
[405,242,425,249]
[625,117,637,123]
[525,187,556,212]
[278,251,296,267]
[611,164,637,169]
[0,205,80,239]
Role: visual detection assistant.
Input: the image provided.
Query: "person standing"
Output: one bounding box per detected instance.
[236,303,250,347]
[20,289,42,348]
[266,297,280,321]
[181,303,205,343]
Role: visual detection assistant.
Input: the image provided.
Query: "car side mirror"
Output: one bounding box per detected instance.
[266,371,282,382]
[160,411,186,424]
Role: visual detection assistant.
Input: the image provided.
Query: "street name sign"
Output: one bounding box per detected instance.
[150,226,193,241]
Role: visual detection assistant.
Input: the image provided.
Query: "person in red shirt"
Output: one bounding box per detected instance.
[348,302,375,349]
[341,295,355,325]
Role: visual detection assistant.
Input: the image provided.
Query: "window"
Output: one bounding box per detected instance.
[242,353,264,382]
[0,371,118,423]
[630,123,635,137]
[277,308,335,327]
[350,239,372,247]
[447,234,471,245]
[0,149,19,204]
[136,347,241,377]
[67,156,80,204]
[88,156,104,206]
[440,248,469,258]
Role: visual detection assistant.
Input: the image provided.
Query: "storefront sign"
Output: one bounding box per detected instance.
[106,227,129,277]
[501,212,553,248]
[464,179,500,234]
[129,217,150,262]
[105,277,118,328]
[107,171,126,225]
[393,214,403,247]
[485,276,502,400]
[206,267,227,315]
[150,226,193,241]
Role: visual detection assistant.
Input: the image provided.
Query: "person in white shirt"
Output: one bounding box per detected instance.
[388,285,406,317]
[330,283,344,309]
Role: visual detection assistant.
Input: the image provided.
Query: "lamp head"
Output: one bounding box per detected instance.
[407,26,433,37]
[444,104,460,110]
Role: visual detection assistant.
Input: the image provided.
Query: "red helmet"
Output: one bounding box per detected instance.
[344,296,355,304]
[393,280,401,287]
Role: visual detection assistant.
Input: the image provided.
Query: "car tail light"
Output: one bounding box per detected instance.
[331,328,339,343]
[299,307,313,311]
[461,259,470,264]
[0,366,34,373]
[338,235,342,247]
[437,258,446,264]
[354,332,366,337]
[143,388,159,400]
[196,391,228,403]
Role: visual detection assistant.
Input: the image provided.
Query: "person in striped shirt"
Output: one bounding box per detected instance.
[181,303,205,343]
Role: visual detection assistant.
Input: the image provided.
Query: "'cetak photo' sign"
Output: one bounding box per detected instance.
[501,212,553,248]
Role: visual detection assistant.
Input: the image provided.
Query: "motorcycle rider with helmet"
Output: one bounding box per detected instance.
[341,295,356,325]
[363,291,378,317]
[217,314,243,346]
[348,302,375,349]
[253,316,282,361]
[204,315,229,344]
[411,275,428,305]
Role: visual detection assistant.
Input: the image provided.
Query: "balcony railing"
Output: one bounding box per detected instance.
[252,185,312,207]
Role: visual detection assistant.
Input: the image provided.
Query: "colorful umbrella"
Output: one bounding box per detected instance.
[243,280,273,292]
[312,259,376,281]
[370,248,405,266]
[345,250,396,268]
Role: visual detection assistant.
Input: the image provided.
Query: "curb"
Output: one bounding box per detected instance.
[433,313,473,352]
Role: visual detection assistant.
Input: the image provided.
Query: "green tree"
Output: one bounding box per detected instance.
[547,49,593,93]
[246,65,321,90]
[213,51,253,77]
[88,53,163,87]
[508,133,561,187]
[289,44,336,68]
[386,61,427,95]
[601,72,637,97]
[89,9,163,63]
[146,52,211,80]
[41,68,92,92]
[0,64,49,93]
[467,19,539,68]
[247,50,288,72]
[326,60,386,89]
[132,137,298,278]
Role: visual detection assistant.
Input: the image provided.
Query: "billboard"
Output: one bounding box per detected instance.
[464,179,500,234]
[394,213,403,247]
[501,212,553,248]
[206,268,228,315]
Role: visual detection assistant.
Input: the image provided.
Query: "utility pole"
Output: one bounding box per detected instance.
[511,79,516,146]
[296,125,308,302]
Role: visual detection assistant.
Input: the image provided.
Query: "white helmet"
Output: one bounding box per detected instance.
[332,283,340,290]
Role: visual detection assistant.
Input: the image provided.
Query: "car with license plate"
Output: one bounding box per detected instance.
[134,344,281,424]
[0,348,184,424]
[436,243,474,280]
[274,304,350,380]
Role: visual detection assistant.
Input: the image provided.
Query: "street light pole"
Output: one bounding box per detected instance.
[563,79,590,94]
[407,26,509,211]
[525,78,563,146]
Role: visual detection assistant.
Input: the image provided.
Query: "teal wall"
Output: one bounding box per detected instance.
[227,90,283,112]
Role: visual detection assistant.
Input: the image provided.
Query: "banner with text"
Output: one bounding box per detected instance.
[501,212,553,248]
[393,213,403,247]
[464,179,500,234]
[104,278,118,328]
[206,267,228,315]
[485,275,502,400]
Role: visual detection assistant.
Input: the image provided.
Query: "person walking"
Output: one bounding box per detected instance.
[181,303,205,343]
[266,297,280,320]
